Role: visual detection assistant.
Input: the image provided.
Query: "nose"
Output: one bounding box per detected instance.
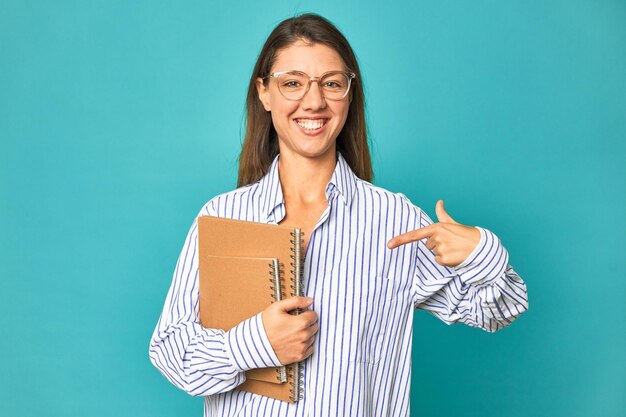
[301,80,327,110]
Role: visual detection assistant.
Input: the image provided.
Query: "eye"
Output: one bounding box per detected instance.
[284,80,302,88]
[321,73,347,89]
[324,81,343,89]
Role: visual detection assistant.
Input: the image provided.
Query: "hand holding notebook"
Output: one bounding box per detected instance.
[261,296,318,365]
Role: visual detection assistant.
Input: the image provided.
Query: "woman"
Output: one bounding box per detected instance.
[149,13,528,417]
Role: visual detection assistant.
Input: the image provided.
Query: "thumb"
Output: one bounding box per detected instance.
[435,199,458,224]
[275,296,313,312]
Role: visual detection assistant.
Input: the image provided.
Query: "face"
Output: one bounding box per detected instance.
[256,40,351,162]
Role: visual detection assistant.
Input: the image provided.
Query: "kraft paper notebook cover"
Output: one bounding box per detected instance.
[197,216,304,403]
[199,255,287,385]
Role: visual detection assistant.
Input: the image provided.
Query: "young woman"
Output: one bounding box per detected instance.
[149,13,528,417]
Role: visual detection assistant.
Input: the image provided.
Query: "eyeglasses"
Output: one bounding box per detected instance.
[264,70,356,101]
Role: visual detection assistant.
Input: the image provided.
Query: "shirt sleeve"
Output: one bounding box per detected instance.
[148,203,283,396]
[412,208,529,332]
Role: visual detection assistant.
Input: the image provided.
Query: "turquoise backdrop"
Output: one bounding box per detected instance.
[1,1,624,416]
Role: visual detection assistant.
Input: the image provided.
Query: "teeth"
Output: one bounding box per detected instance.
[296,119,326,130]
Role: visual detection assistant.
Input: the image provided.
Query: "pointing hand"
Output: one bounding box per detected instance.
[386,200,481,267]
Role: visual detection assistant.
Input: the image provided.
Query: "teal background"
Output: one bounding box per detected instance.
[1,1,624,416]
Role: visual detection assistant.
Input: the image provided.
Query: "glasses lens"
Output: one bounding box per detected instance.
[277,71,310,100]
[320,72,351,100]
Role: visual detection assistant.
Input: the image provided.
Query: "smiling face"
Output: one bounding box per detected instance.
[256,40,351,162]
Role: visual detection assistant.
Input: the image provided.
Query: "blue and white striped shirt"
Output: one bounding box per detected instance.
[149,152,528,416]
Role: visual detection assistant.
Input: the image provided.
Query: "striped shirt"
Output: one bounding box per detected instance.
[149,152,529,417]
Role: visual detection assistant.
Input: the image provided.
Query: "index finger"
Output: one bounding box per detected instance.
[386,224,436,249]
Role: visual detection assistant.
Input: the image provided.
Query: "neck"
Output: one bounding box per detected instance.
[277,149,336,204]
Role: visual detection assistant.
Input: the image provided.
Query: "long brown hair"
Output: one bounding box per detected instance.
[237,13,372,187]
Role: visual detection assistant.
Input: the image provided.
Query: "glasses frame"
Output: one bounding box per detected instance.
[263,70,356,101]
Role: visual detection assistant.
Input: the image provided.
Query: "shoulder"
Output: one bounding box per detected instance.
[196,181,261,217]
[353,177,424,220]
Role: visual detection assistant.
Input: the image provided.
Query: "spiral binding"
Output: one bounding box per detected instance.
[267,259,288,383]
[268,259,282,302]
[288,228,304,402]
[287,364,306,402]
[289,229,304,297]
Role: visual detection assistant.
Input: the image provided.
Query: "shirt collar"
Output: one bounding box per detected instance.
[328,151,357,207]
[258,152,358,222]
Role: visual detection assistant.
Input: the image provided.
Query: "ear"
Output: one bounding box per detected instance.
[256,77,271,112]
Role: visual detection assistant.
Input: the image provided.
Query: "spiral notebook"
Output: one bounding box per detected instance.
[197,216,304,403]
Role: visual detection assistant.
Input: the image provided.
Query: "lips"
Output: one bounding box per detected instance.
[294,118,328,131]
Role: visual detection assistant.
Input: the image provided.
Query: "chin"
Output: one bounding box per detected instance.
[278,130,338,160]
[289,143,336,160]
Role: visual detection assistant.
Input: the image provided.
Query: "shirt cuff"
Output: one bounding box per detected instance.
[454,227,509,286]
[223,312,283,372]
